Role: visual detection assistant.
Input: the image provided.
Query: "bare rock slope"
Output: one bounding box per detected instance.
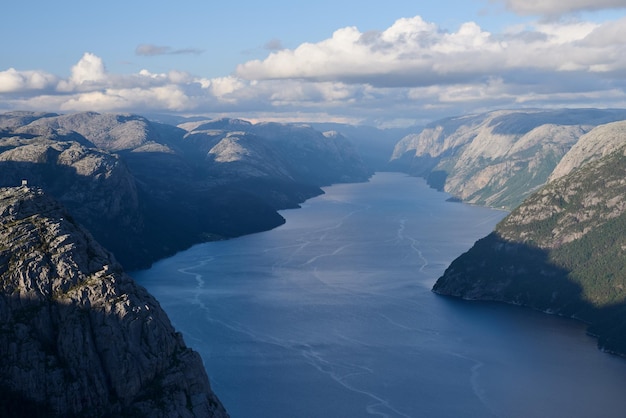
[391,109,626,209]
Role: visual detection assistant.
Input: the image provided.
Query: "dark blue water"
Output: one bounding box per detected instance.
[134,172,626,417]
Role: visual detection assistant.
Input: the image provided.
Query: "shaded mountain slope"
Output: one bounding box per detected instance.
[180,118,371,185]
[434,144,626,354]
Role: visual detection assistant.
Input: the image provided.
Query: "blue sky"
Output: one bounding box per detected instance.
[2,0,626,126]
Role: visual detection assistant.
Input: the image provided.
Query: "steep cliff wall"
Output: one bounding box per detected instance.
[0,186,227,417]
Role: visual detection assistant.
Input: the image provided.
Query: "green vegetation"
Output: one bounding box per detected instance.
[552,213,626,307]
[435,145,626,354]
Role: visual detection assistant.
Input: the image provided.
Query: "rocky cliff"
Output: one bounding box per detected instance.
[0,185,227,417]
[391,109,626,209]
[433,141,626,354]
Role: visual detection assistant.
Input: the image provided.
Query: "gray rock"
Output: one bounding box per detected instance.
[391,108,626,209]
[549,120,626,181]
[0,186,228,417]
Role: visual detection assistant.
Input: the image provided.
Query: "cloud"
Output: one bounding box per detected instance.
[0,68,57,93]
[58,85,195,112]
[495,0,626,16]
[136,44,204,56]
[264,38,285,51]
[69,53,106,83]
[236,15,626,89]
[136,44,170,56]
[2,13,626,127]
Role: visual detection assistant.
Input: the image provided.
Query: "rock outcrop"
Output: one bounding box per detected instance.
[0,127,145,268]
[0,186,227,417]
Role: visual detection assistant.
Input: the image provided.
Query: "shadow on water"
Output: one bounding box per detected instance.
[433,231,626,356]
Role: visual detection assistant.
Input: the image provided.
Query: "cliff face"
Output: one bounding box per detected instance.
[434,143,626,354]
[391,109,626,209]
[0,186,227,417]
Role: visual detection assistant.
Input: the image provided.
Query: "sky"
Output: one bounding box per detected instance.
[2,0,626,127]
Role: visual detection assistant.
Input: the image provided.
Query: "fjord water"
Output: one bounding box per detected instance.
[134,172,626,417]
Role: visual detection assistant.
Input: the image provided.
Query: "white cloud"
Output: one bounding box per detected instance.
[235,15,626,91]
[0,68,57,93]
[202,76,246,98]
[59,85,194,112]
[496,0,626,16]
[2,13,626,126]
[70,53,106,84]
[57,52,107,92]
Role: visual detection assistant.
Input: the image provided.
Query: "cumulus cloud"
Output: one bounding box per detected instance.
[236,15,626,89]
[57,53,108,92]
[136,44,203,56]
[495,0,626,16]
[59,85,194,112]
[0,68,57,93]
[2,13,626,126]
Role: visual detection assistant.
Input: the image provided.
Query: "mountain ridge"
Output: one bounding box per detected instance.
[391,108,626,209]
[0,111,371,270]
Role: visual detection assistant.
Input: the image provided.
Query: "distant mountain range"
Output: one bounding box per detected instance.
[390,108,626,209]
[400,109,626,355]
[0,111,372,270]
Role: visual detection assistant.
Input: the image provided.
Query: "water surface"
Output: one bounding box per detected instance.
[134,172,626,417]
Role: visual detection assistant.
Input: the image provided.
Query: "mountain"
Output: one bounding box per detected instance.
[180,119,371,185]
[549,120,626,181]
[27,111,182,152]
[433,140,626,355]
[0,185,227,417]
[0,125,145,267]
[0,111,371,269]
[309,122,414,170]
[391,109,626,209]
